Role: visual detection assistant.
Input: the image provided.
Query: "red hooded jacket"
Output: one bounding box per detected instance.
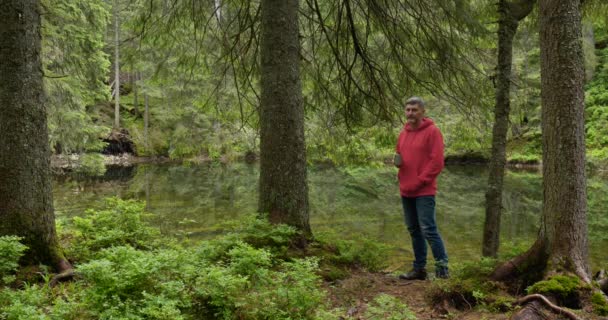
[395,118,445,197]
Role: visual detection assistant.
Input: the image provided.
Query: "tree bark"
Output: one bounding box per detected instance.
[113,0,121,129]
[132,69,139,116]
[483,0,535,257]
[144,86,150,151]
[0,0,70,271]
[258,0,311,238]
[539,0,589,281]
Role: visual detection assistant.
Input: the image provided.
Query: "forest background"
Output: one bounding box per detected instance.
[43,0,608,168]
[2,0,608,319]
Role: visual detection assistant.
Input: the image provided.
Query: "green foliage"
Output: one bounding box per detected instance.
[0,236,27,285]
[75,153,106,176]
[42,0,111,153]
[67,197,159,260]
[2,210,334,320]
[586,45,608,159]
[427,259,501,311]
[316,232,389,272]
[450,258,498,280]
[364,294,417,320]
[486,295,515,313]
[76,245,192,319]
[306,124,395,166]
[507,131,542,163]
[196,214,298,262]
[591,291,608,316]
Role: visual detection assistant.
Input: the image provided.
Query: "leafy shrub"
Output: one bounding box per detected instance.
[67,197,160,260]
[0,236,27,284]
[364,294,417,320]
[2,212,332,320]
[197,215,298,261]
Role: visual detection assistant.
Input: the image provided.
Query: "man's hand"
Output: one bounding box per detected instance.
[403,178,424,193]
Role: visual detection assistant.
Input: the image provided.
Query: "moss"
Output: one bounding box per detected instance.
[591,292,608,316]
[527,275,581,296]
[527,275,582,308]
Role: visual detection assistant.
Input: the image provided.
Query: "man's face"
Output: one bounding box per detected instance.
[405,103,425,126]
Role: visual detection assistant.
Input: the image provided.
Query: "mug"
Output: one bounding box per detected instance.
[393,154,402,167]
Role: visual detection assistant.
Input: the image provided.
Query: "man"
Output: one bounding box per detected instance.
[395,96,449,280]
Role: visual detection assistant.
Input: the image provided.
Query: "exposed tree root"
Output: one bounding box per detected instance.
[513,294,581,320]
[49,269,77,287]
[511,300,548,320]
[49,258,75,287]
[491,238,547,288]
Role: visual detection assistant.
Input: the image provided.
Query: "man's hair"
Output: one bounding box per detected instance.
[405,96,425,109]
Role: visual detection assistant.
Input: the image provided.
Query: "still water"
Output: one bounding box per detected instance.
[52,163,608,270]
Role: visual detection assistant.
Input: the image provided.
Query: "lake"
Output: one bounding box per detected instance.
[52,163,608,271]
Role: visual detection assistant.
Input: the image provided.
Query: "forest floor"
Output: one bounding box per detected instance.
[324,269,508,320]
[324,269,606,320]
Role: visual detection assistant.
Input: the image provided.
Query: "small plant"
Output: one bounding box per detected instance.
[364,294,417,320]
[591,291,608,316]
[0,236,27,284]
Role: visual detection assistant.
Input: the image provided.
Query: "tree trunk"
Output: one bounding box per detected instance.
[539,0,589,281]
[214,0,222,23]
[113,0,121,129]
[0,0,70,271]
[490,0,590,286]
[483,0,535,257]
[132,69,139,116]
[258,0,311,238]
[144,88,150,151]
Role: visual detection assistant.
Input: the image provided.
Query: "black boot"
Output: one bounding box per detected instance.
[435,266,449,279]
[398,268,427,280]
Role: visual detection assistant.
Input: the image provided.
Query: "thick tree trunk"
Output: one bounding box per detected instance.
[113,0,121,129]
[0,0,69,271]
[490,0,590,289]
[483,0,535,257]
[258,0,311,238]
[539,0,589,281]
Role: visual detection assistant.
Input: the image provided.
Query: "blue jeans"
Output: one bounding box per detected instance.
[402,196,448,270]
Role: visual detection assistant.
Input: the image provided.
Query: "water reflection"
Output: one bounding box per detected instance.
[52,163,607,270]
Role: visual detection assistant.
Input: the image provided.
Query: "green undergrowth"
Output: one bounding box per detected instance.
[363,294,417,320]
[0,197,400,320]
[591,291,608,316]
[427,257,516,313]
[0,236,27,286]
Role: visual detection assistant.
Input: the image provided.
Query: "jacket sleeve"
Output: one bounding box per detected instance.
[417,127,445,184]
